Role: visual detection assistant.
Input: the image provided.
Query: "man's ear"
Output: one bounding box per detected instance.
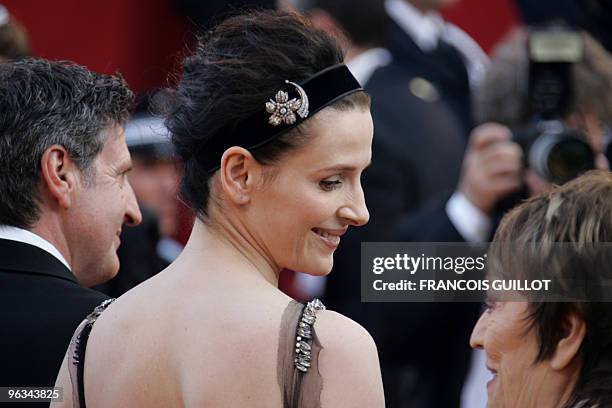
[40,145,81,209]
[549,312,586,371]
[219,146,259,205]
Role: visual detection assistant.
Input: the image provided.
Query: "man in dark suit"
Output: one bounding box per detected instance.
[384,0,489,137]
[0,59,142,392]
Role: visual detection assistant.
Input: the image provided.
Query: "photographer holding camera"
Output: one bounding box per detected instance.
[401,26,612,246]
[468,26,610,210]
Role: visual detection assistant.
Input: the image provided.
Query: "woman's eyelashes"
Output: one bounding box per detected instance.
[319,178,343,191]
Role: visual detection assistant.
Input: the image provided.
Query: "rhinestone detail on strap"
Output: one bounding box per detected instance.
[294,298,326,373]
[72,298,115,366]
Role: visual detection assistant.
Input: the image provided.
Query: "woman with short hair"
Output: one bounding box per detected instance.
[471,170,612,408]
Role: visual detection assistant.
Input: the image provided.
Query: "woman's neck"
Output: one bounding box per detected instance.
[179,217,282,288]
[530,361,582,408]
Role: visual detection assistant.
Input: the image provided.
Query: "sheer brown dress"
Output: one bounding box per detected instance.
[66,298,326,408]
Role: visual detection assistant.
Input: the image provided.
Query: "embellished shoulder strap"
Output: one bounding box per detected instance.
[294,299,325,373]
[277,299,326,408]
[67,298,115,408]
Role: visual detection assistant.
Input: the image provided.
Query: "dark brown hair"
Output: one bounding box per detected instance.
[163,10,370,220]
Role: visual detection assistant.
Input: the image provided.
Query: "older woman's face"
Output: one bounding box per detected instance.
[248,107,372,276]
[470,301,555,408]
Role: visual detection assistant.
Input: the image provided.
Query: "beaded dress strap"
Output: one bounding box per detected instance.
[68,298,115,408]
[294,299,326,373]
[277,299,325,408]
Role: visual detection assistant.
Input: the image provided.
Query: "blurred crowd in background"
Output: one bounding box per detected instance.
[2,0,612,407]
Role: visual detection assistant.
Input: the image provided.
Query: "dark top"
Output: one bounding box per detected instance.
[0,239,109,392]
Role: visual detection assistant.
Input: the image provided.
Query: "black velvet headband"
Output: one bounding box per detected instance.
[202,64,364,172]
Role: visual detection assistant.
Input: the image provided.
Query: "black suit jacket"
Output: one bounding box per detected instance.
[386,19,473,137]
[0,239,108,391]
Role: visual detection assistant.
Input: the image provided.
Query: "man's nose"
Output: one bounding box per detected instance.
[124,181,142,226]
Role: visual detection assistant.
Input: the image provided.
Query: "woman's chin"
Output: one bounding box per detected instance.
[297,259,334,277]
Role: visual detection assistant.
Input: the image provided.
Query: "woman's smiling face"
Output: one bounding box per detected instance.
[470,302,537,407]
[247,106,373,276]
[470,301,579,408]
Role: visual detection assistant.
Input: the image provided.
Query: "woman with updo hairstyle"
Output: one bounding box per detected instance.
[470,170,612,408]
[53,10,384,408]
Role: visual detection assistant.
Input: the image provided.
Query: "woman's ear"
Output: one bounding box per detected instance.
[40,145,80,209]
[219,146,258,205]
[549,312,586,371]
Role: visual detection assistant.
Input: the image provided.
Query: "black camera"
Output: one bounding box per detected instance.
[514,27,595,184]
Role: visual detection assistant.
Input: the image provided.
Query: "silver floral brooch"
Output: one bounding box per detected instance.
[294,298,326,373]
[266,80,310,127]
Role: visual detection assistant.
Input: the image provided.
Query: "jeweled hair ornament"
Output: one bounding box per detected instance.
[201,64,364,172]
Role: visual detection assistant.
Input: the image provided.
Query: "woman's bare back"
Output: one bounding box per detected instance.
[82,267,292,407]
[54,251,384,408]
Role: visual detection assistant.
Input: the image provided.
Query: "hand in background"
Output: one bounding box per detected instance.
[457,123,523,214]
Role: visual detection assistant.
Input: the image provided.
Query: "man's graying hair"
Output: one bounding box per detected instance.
[0,58,134,229]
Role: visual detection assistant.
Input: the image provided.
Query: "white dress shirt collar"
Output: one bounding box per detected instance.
[347,47,392,86]
[0,225,71,270]
[385,0,445,52]
[384,0,490,88]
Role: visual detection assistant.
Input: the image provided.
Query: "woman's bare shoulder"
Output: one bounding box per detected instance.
[315,310,375,351]
[314,310,385,407]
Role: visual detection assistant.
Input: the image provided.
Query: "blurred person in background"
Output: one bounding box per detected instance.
[400,27,612,255]
[463,28,612,225]
[281,1,474,407]
[94,96,183,297]
[471,170,612,408]
[384,0,489,136]
[512,0,612,209]
[0,59,140,390]
[123,112,182,261]
[0,4,30,62]
[514,0,612,54]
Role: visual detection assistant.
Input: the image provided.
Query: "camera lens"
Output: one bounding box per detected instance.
[529,131,595,183]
